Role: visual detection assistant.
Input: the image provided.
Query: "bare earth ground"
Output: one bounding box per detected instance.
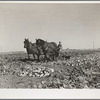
[0,50,100,89]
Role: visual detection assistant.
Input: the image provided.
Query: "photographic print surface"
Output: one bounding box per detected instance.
[0,2,100,89]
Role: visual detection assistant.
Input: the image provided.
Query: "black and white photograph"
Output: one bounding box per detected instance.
[0,2,100,89]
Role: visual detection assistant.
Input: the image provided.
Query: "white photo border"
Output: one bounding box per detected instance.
[0,1,100,99]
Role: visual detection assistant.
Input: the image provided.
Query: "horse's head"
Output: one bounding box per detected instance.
[36,38,45,46]
[24,38,29,48]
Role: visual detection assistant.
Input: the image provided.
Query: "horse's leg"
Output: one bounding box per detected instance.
[50,54,53,61]
[55,56,57,61]
[49,54,52,61]
[33,54,35,59]
[47,54,51,61]
[44,53,48,62]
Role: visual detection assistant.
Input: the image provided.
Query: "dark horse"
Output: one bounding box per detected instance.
[36,39,61,61]
[24,38,41,61]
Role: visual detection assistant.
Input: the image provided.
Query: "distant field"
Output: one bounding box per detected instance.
[0,49,100,88]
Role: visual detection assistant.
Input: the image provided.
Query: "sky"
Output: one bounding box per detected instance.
[0,3,100,52]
